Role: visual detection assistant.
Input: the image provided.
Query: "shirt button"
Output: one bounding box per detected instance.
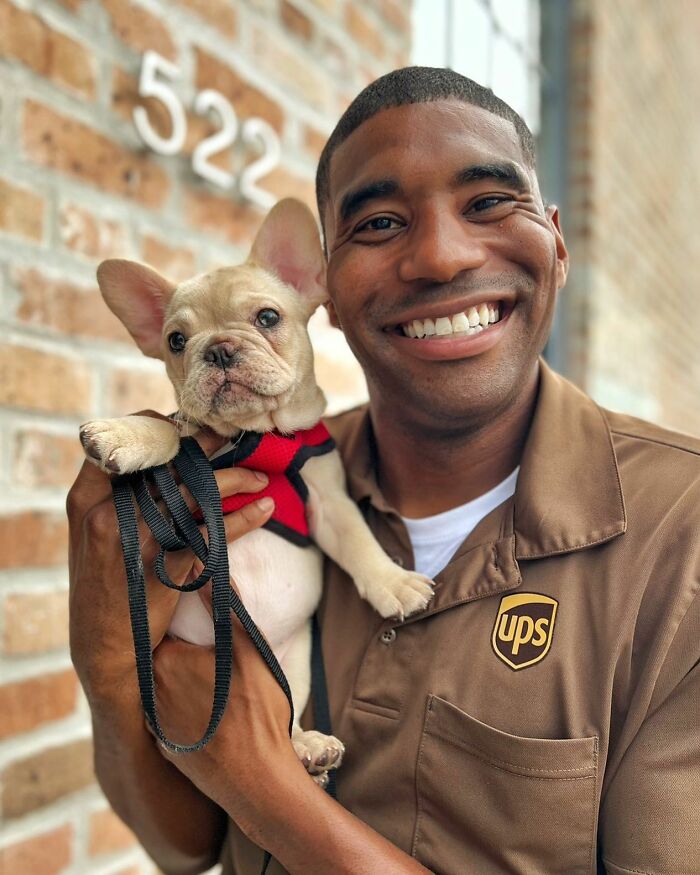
[379,628,397,644]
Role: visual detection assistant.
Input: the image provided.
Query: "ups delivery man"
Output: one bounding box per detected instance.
[68,67,700,875]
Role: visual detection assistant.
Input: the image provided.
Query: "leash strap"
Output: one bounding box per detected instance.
[111,436,294,753]
[111,436,337,872]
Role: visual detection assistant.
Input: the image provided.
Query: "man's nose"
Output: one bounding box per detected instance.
[204,342,239,369]
[397,210,488,284]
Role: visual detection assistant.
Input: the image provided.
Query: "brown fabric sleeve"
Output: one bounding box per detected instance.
[599,594,700,874]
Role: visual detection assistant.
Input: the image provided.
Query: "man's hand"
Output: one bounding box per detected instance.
[66,411,273,706]
[149,612,300,831]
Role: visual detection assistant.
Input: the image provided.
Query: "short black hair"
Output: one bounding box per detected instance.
[315,66,536,239]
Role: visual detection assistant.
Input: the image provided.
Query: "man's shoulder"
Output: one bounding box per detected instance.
[600,406,700,514]
[321,403,369,455]
[604,406,700,459]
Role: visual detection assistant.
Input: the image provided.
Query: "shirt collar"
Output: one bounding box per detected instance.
[333,356,627,560]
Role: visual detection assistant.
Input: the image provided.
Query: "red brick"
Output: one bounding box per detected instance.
[183,187,264,247]
[14,267,132,344]
[0,344,92,416]
[345,6,385,58]
[102,0,176,60]
[2,738,95,818]
[0,0,96,97]
[107,367,177,417]
[263,165,317,213]
[3,589,70,653]
[281,0,313,42]
[0,512,69,570]
[195,49,285,134]
[142,235,196,283]
[0,177,44,241]
[304,125,329,159]
[378,0,411,36]
[59,203,130,260]
[88,808,137,856]
[250,25,331,111]
[0,824,73,875]
[177,0,237,38]
[23,100,170,208]
[0,671,78,740]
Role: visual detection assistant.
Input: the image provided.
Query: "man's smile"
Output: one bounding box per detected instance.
[382,303,514,361]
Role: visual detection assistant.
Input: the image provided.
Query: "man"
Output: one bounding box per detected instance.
[68,68,700,875]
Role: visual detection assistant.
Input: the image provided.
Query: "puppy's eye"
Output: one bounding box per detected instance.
[255,308,280,329]
[168,332,187,353]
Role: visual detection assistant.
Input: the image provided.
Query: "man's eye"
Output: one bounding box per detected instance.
[471,197,510,212]
[356,216,400,232]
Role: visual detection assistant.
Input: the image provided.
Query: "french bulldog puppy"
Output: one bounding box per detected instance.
[79,198,434,784]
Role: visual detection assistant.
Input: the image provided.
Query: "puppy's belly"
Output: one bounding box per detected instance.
[168,527,323,660]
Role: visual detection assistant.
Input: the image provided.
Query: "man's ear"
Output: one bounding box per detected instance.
[249,198,328,312]
[547,205,569,289]
[96,259,176,359]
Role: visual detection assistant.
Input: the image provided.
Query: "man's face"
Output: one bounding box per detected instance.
[323,100,569,429]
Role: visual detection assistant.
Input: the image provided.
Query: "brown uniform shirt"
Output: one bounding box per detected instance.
[222,358,700,875]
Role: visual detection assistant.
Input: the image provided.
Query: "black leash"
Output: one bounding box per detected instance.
[110,435,336,873]
[112,436,294,752]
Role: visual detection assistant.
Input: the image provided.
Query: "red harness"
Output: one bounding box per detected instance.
[210,422,335,546]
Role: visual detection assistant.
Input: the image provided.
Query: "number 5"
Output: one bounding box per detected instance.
[133,50,187,156]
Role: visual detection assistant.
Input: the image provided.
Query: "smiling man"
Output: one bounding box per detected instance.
[68,68,700,875]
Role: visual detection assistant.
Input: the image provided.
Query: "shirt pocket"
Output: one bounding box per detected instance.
[412,694,599,875]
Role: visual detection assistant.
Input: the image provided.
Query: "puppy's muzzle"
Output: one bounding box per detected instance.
[204,341,240,370]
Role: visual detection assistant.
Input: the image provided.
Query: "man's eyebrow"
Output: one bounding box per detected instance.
[454,162,530,193]
[338,179,399,224]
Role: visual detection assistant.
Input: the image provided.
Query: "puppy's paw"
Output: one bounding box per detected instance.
[79,416,179,475]
[291,729,345,776]
[361,567,435,621]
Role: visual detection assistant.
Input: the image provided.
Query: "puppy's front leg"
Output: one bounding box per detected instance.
[80,414,181,474]
[304,451,434,620]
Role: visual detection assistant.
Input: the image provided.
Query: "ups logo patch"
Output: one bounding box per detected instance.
[492,593,558,670]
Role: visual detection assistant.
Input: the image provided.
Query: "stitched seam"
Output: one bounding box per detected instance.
[412,697,432,857]
[587,736,599,874]
[610,428,700,458]
[602,857,656,874]
[429,726,596,776]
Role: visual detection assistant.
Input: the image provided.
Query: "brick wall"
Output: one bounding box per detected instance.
[0,1,411,872]
[563,0,700,434]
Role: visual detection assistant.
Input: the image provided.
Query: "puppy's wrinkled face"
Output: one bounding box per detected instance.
[163,263,315,434]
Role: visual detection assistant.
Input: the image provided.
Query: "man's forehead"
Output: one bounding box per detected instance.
[327,100,528,205]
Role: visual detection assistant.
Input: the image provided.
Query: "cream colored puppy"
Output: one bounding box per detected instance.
[80,198,434,782]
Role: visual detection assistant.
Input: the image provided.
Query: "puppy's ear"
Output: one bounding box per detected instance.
[97,259,176,359]
[249,198,327,312]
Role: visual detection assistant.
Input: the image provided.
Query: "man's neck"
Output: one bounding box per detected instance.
[369,363,540,518]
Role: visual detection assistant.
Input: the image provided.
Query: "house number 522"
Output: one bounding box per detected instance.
[133,50,280,210]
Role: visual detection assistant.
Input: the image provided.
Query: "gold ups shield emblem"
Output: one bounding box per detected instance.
[492,593,558,670]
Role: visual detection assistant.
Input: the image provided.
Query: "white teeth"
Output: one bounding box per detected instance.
[401,302,503,338]
[451,312,469,333]
[434,316,452,335]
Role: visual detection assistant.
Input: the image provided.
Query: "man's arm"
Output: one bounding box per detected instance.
[598,593,700,874]
[151,634,432,875]
[67,421,273,875]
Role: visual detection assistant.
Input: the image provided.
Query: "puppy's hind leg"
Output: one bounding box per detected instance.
[282,620,345,786]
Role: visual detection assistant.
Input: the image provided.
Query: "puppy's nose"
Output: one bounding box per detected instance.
[204,342,238,369]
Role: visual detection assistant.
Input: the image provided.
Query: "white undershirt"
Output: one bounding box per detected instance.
[400,467,519,578]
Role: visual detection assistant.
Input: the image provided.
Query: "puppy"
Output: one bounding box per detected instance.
[79,198,434,783]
